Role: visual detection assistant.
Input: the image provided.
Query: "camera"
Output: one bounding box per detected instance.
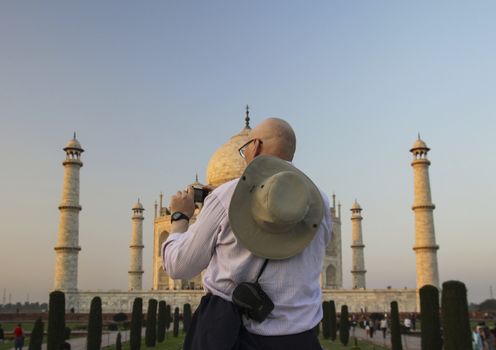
[232,281,274,323]
[193,187,210,203]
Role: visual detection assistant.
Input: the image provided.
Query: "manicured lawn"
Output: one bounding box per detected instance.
[320,336,388,350]
[0,341,17,350]
[104,335,184,350]
[103,333,387,350]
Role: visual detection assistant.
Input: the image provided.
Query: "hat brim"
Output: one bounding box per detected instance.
[229,155,324,260]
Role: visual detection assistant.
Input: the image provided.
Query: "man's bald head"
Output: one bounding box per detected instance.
[249,118,296,161]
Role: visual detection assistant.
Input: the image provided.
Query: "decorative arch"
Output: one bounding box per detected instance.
[158,230,169,256]
[326,264,337,288]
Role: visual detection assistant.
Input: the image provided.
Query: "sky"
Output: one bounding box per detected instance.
[1,1,495,304]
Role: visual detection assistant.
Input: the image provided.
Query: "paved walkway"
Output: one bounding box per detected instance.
[9,328,422,350]
[7,330,130,350]
[351,327,421,350]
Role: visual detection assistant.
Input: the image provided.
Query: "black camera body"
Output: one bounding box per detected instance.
[193,187,210,203]
[232,281,274,323]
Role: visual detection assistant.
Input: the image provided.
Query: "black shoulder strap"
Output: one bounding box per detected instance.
[255,259,269,283]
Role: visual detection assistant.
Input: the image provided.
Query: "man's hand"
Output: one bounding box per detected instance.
[170,186,195,218]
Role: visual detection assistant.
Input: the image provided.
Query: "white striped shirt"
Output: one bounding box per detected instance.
[162,177,332,336]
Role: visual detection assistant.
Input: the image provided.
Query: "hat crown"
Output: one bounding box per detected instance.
[252,171,310,233]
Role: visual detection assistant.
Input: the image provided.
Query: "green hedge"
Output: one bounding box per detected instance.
[47,291,65,350]
[145,299,158,347]
[130,298,142,350]
[441,281,471,350]
[86,297,102,350]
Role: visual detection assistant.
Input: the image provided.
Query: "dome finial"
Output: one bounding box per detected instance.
[73,132,76,139]
[245,105,250,128]
[195,172,199,183]
[418,132,421,140]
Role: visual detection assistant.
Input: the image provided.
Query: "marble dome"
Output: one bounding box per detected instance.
[64,134,83,151]
[206,124,251,186]
[351,200,362,210]
[133,200,144,210]
[410,137,429,151]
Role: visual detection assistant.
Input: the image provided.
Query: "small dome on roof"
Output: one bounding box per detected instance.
[410,135,430,152]
[351,200,362,210]
[133,200,144,210]
[64,133,84,152]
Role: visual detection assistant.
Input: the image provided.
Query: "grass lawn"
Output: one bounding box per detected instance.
[0,341,18,350]
[103,333,388,350]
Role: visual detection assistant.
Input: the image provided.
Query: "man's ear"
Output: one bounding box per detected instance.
[253,139,263,157]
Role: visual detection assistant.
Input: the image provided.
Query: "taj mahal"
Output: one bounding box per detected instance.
[53,108,439,313]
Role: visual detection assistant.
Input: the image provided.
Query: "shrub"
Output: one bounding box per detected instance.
[115,332,122,350]
[28,317,44,350]
[145,299,157,347]
[87,297,102,350]
[107,323,118,331]
[339,305,349,346]
[47,291,65,350]
[322,301,331,339]
[329,300,337,341]
[390,301,403,350]
[113,313,128,323]
[419,285,442,350]
[157,301,166,343]
[64,327,71,340]
[183,303,192,334]
[173,307,179,337]
[130,298,143,350]
[165,305,172,330]
[441,280,472,350]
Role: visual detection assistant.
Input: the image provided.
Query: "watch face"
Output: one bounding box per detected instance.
[171,212,188,222]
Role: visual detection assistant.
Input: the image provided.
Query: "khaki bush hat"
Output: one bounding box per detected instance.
[229,155,324,259]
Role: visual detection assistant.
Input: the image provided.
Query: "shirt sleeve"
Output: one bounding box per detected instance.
[161,192,226,280]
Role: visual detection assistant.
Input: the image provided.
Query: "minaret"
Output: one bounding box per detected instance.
[350,200,366,289]
[54,134,83,291]
[410,136,439,289]
[129,199,145,291]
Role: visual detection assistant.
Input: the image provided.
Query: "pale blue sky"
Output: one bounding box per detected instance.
[1,1,495,303]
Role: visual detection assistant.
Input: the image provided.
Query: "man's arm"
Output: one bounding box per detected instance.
[162,191,226,279]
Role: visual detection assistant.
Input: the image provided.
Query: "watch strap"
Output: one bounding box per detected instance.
[171,212,190,223]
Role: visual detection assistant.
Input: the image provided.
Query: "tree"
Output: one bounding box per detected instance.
[390,301,403,350]
[419,285,442,350]
[86,297,102,350]
[441,280,472,350]
[113,313,128,323]
[130,298,143,350]
[322,301,331,339]
[165,305,172,330]
[173,307,180,337]
[115,332,122,350]
[157,301,166,343]
[47,291,65,350]
[145,299,158,347]
[183,303,192,334]
[329,300,337,341]
[28,317,44,350]
[339,305,349,346]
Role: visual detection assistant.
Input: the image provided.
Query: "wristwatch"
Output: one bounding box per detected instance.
[171,211,190,224]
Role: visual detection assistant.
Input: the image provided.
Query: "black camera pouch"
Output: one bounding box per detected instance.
[232,259,274,323]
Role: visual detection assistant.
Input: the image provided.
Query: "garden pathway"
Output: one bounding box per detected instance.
[350,327,421,350]
[7,330,130,350]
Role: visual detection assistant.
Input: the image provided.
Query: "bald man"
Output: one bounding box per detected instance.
[162,118,332,350]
